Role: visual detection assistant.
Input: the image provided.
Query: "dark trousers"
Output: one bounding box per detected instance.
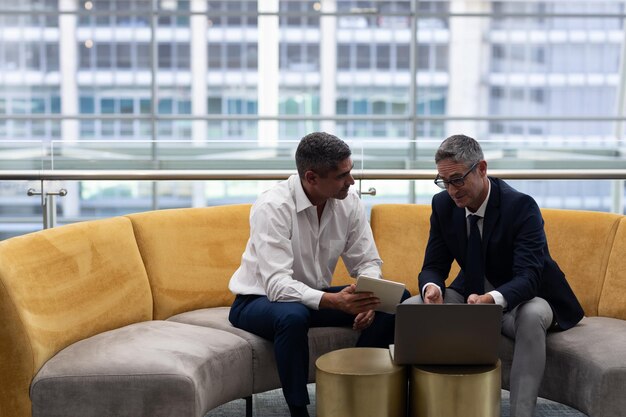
[229,286,410,407]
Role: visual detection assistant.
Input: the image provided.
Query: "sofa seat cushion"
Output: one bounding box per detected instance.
[499,316,626,417]
[30,321,253,417]
[168,307,360,393]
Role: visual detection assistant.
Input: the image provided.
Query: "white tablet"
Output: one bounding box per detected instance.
[354,276,406,314]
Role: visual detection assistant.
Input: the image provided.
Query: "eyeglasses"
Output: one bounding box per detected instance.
[434,162,478,189]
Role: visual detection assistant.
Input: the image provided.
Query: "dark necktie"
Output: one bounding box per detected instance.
[466,214,484,295]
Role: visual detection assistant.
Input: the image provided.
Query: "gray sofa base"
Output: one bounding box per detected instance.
[33,309,623,417]
[31,321,254,417]
[499,316,626,417]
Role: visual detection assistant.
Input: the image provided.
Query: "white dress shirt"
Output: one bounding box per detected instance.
[229,174,382,310]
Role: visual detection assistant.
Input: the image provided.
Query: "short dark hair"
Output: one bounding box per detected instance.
[435,134,484,166]
[295,132,351,179]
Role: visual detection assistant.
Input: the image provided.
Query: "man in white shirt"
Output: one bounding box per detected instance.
[229,132,407,417]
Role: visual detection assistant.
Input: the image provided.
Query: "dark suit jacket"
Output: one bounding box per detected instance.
[419,177,584,330]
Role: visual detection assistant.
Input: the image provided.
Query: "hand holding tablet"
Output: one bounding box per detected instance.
[355,276,406,314]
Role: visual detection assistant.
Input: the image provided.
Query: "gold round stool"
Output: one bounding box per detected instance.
[410,360,501,417]
[316,347,407,417]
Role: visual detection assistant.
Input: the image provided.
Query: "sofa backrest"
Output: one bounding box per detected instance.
[368,204,622,317]
[368,204,460,295]
[540,209,622,317]
[599,217,626,320]
[0,217,152,417]
[127,205,251,320]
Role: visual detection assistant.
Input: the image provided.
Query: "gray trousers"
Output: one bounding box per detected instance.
[403,289,553,417]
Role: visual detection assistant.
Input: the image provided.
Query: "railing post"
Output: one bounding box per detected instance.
[44,194,56,229]
[27,186,68,229]
[357,179,377,198]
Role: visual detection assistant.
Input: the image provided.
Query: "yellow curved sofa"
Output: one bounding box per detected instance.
[0,204,625,417]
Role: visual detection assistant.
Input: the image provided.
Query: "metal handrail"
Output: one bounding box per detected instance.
[1,169,626,181]
[3,169,624,229]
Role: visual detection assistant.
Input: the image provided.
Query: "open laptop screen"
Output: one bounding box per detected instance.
[391,303,503,365]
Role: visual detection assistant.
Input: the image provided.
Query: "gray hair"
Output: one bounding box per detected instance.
[295,132,351,179]
[435,134,484,166]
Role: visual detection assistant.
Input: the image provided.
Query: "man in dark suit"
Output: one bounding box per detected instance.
[404,134,584,417]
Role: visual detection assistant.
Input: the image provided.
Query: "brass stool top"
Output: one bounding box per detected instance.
[413,359,501,376]
[316,347,402,376]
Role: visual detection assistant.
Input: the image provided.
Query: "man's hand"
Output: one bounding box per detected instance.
[467,293,495,304]
[320,284,380,315]
[353,310,375,331]
[423,285,443,304]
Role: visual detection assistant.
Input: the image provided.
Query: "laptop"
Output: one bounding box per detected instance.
[390,303,503,365]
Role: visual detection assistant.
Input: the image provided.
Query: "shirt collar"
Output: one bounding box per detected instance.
[292,174,337,214]
[293,175,314,213]
[465,179,491,218]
